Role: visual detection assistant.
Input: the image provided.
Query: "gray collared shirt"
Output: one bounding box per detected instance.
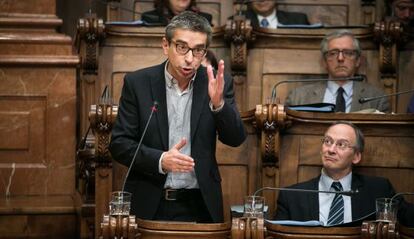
[163,61,199,189]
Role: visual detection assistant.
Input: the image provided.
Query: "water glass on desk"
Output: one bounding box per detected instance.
[376,198,398,223]
[244,196,265,218]
[109,191,131,216]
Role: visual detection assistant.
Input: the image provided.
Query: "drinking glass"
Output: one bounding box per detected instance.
[243,196,265,218]
[376,198,398,223]
[109,191,131,216]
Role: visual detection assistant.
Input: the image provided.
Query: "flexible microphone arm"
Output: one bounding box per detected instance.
[253,186,359,197]
[122,101,159,192]
[359,88,414,104]
[390,192,414,202]
[270,75,365,103]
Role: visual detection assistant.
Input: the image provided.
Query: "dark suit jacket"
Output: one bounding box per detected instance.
[141,9,213,26]
[274,174,413,226]
[285,81,390,113]
[109,61,246,223]
[275,174,395,221]
[245,9,309,28]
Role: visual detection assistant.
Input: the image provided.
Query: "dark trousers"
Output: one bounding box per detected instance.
[154,189,213,223]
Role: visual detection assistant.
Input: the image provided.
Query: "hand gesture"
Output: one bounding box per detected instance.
[161,138,194,173]
[207,60,225,108]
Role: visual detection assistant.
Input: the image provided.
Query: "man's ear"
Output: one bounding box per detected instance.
[352,151,362,165]
[162,37,169,56]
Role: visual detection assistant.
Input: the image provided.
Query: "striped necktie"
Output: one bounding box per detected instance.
[327,182,344,225]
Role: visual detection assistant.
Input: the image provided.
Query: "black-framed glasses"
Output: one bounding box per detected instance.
[324,49,359,60]
[321,136,355,151]
[171,40,207,58]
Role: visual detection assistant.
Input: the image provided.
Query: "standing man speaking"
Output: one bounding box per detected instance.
[109,11,246,223]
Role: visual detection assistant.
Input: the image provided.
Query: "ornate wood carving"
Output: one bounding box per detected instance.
[225,4,254,111]
[76,13,105,75]
[89,101,118,238]
[254,104,287,166]
[100,215,138,239]
[231,217,265,239]
[361,221,397,238]
[373,18,406,112]
[89,103,118,166]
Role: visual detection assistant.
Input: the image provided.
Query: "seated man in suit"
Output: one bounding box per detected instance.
[141,0,212,26]
[274,121,413,226]
[285,30,390,113]
[245,0,309,28]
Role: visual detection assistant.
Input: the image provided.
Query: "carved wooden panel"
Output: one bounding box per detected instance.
[0,1,79,237]
[0,0,56,15]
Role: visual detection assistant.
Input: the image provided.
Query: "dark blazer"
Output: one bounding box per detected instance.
[245,9,309,28]
[275,174,395,221]
[109,61,246,223]
[274,173,413,226]
[285,81,390,113]
[141,9,213,26]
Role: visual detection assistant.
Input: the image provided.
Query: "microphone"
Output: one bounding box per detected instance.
[121,101,159,192]
[359,88,414,104]
[270,75,365,103]
[253,186,359,197]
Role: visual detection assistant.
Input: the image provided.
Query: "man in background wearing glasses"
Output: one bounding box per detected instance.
[285,30,390,113]
[274,121,413,226]
[110,11,246,223]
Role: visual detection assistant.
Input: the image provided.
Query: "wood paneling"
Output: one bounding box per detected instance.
[0,0,79,237]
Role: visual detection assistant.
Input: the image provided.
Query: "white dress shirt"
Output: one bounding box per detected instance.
[257,9,278,29]
[319,170,353,225]
[323,81,353,113]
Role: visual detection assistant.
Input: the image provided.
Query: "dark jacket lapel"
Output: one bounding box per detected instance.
[309,176,320,219]
[351,173,364,220]
[191,67,208,141]
[150,61,169,150]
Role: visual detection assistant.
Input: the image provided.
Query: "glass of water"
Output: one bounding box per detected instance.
[243,195,265,218]
[109,191,131,216]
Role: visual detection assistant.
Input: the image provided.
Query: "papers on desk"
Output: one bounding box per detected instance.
[105,20,165,27]
[278,23,324,29]
[287,103,335,113]
[266,220,323,226]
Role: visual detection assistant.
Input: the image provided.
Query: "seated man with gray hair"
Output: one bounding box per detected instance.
[285,30,389,113]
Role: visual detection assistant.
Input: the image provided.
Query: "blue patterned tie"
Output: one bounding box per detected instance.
[260,18,269,28]
[327,182,344,225]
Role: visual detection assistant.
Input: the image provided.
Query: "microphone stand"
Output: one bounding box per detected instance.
[270,75,365,103]
[121,102,159,193]
[359,88,414,104]
[390,192,414,202]
[253,186,358,197]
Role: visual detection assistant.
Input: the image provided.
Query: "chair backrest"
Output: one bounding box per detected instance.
[137,219,231,239]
